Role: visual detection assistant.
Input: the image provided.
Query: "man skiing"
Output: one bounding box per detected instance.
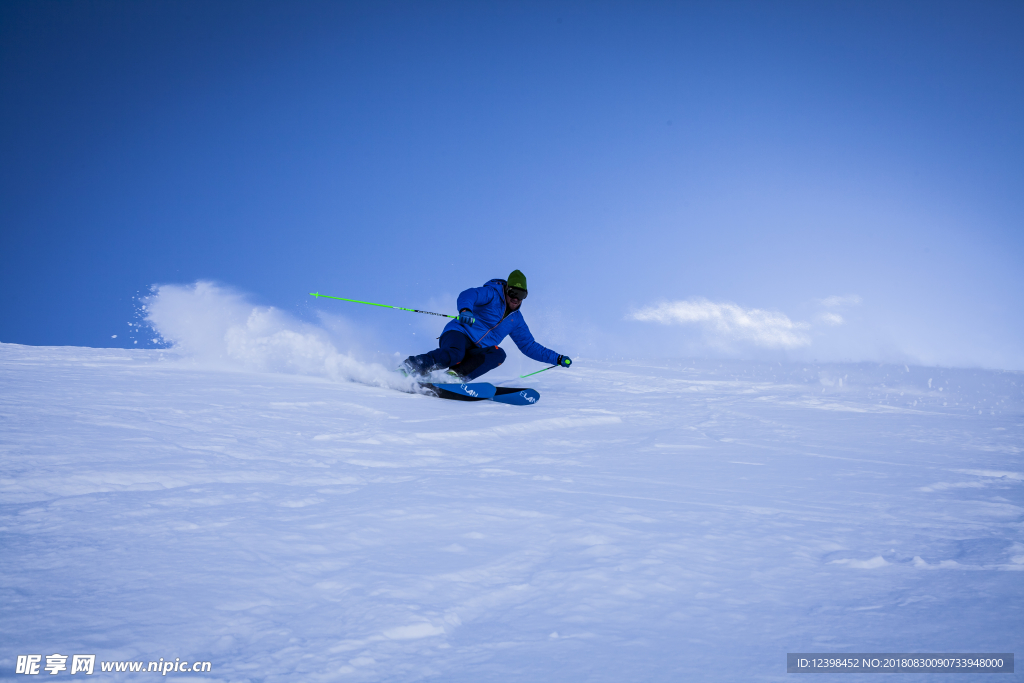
[400,270,572,381]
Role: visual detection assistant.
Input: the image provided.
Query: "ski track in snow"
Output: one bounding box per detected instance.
[1,344,1022,681]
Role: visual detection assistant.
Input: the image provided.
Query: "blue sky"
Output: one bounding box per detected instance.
[1,1,1021,368]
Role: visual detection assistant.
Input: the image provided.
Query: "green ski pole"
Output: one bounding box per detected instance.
[309,292,470,322]
[520,365,558,378]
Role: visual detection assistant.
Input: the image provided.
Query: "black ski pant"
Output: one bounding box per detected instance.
[410,330,506,380]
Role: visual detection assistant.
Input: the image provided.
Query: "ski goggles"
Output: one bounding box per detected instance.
[507,286,528,301]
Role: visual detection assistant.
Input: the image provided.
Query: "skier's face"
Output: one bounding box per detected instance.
[506,289,523,310]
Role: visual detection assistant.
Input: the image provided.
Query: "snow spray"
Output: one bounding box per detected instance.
[142,282,415,390]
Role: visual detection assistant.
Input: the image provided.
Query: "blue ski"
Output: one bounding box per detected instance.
[491,387,541,405]
[418,383,540,405]
[418,382,496,400]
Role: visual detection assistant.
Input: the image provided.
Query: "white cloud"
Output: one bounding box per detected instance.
[820,312,845,326]
[829,556,889,569]
[629,298,810,349]
[819,295,862,308]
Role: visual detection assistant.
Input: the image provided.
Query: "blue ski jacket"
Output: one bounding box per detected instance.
[442,279,560,365]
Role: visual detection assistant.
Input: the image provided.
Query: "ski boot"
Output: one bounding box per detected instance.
[398,356,431,378]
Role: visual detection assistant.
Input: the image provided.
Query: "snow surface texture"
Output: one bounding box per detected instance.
[1,341,1022,681]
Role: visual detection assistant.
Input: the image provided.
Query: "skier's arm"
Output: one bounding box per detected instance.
[455,285,495,313]
[509,316,561,365]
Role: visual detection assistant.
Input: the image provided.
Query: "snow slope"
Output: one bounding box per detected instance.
[1,343,1022,681]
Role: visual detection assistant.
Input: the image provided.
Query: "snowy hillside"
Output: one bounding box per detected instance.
[1,343,1022,681]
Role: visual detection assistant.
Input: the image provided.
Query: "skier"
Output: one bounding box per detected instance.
[400,270,572,381]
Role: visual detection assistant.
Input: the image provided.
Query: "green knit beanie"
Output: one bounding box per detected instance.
[507,269,527,292]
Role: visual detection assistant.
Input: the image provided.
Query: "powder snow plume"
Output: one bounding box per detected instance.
[142,281,415,390]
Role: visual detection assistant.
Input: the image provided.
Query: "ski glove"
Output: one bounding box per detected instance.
[556,355,572,368]
[457,309,476,325]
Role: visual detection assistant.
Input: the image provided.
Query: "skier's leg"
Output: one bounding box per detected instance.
[403,331,471,375]
[451,345,506,380]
